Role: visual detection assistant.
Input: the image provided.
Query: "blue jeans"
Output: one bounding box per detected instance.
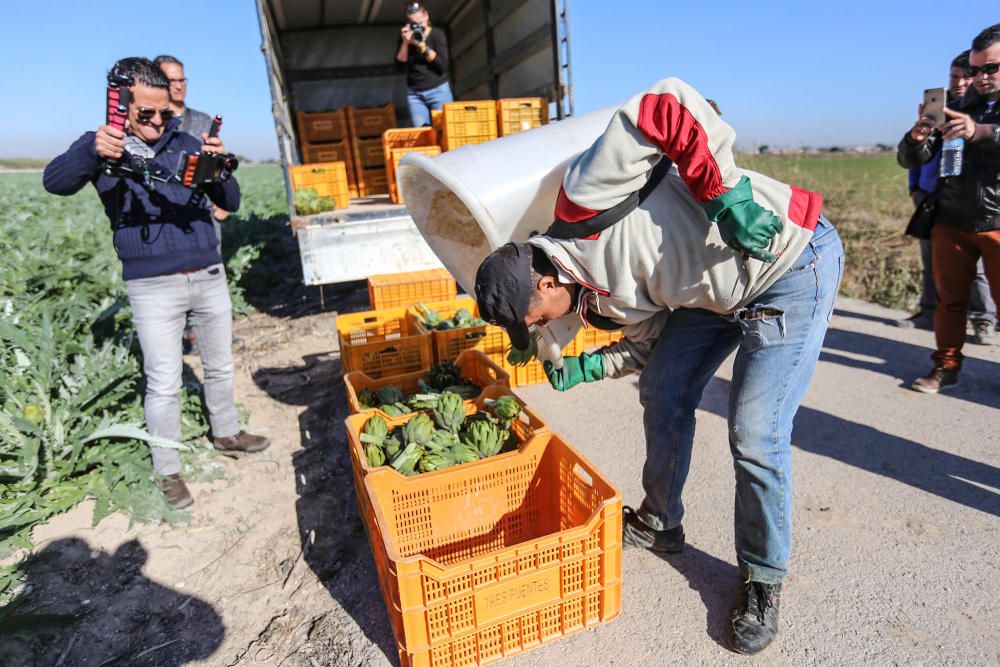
[406,81,453,127]
[636,217,844,584]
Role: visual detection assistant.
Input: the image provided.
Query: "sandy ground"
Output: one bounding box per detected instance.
[4,294,999,666]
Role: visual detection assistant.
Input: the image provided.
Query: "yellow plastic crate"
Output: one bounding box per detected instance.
[368,269,457,310]
[289,162,350,211]
[497,98,549,136]
[441,101,498,150]
[408,298,507,366]
[337,306,433,378]
[362,431,622,666]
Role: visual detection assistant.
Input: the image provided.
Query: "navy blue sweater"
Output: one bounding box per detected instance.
[43,120,240,280]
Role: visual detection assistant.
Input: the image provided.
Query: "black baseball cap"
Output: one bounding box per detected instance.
[405,2,425,15]
[475,242,534,351]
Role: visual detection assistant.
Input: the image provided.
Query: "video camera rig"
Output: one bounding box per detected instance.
[102,64,238,190]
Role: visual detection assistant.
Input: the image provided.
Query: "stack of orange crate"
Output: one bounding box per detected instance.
[440,100,498,150]
[381,127,441,204]
[349,103,397,196]
[295,108,359,198]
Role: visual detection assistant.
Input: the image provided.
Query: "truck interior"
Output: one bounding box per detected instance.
[257,0,572,212]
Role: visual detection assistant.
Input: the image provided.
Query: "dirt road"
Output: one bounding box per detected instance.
[6,294,999,666]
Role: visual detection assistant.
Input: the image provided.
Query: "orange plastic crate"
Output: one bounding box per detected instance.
[349,102,398,139]
[345,384,547,481]
[296,108,348,143]
[431,110,444,138]
[358,165,390,196]
[353,136,386,169]
[289,162,350,211]
[497,98,549,137]
[408,298,505,366]
[368,269,457,311]
[441,101,498,150]
[362,431,622,665]
[343,349,510,415]
[337,306,433,378]
[388,145,442,203]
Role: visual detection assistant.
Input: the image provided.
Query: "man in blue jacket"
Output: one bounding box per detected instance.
[899,50,996,345]
[43,58,269,509]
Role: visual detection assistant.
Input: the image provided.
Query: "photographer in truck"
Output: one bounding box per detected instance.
[395,2,452,127]
[43,57,269,510]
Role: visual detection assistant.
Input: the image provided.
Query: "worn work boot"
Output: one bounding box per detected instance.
[621,506,684,553]
[213,430,271,457]
[729,580,781,655]
[895,311,934,330]
[971,321,998,346]
[911,367,959,394]
[159,474,194,510]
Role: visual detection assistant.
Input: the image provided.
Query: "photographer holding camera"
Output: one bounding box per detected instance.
[43,57,269,509]
[395,2,452,127]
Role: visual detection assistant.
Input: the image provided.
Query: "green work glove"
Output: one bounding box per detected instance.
[543,352,606,392]
[702,175,784,263]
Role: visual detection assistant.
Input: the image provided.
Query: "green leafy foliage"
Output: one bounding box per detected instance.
[413,303,486,330]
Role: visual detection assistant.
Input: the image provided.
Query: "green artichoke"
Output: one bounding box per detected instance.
[365,443,386,467]
[384,431,403,459]
[432,391,465,433]
[464,419,505,458]
[487,395,521,426]
[376,385,404,406]
[357,387,378,409]
[359,414,389,446]
[391,441,424,476]
[419,450,456,473]
[450,441,481,464]
[401,413,435,446]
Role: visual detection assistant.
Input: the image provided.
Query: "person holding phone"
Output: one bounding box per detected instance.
[395,2,452,127]
[898,51,996,344]
[898,23,1000,393]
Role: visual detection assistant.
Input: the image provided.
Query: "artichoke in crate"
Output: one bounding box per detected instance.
[413,302,443,329]
[432,391,465,434]
[406,393,440,410]
[376,385,404,406]
[441,384,480,399]
[463,419,505,458]
[357,387,378,409]
[359,414,388,445]
[401,413,435,446]
[378,402,410,417]
[365,443,386,467]
[450,440,481,464]
[419,450,457,473]
[426,429,460,454]
[384,431,403,459]
[486,395,521,429]
[391,441,424,477]
[426,361,462,391]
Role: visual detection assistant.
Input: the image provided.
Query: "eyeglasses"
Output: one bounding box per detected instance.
[136,107,175,123]
[965,62,1000,77]
[167,77,187,85]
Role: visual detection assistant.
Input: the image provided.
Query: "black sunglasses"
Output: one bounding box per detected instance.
[965,62,1000,77]
[136,107,175,123]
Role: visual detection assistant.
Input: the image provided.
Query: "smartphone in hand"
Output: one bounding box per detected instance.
[922,87,946,128]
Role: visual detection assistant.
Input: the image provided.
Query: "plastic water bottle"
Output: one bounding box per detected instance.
[939,138,964,177]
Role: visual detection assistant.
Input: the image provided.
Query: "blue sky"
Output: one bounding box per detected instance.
[0,1,996,160]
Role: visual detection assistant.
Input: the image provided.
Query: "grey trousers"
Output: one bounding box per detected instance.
[919,238,995,324]
[126,264,240,475]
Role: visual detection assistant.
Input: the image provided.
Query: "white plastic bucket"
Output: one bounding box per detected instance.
[396,106,617,295]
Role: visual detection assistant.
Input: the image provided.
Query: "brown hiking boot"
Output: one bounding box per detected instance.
[911,367,959,394]
[213,430,271,457]
[159,474,194,510]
